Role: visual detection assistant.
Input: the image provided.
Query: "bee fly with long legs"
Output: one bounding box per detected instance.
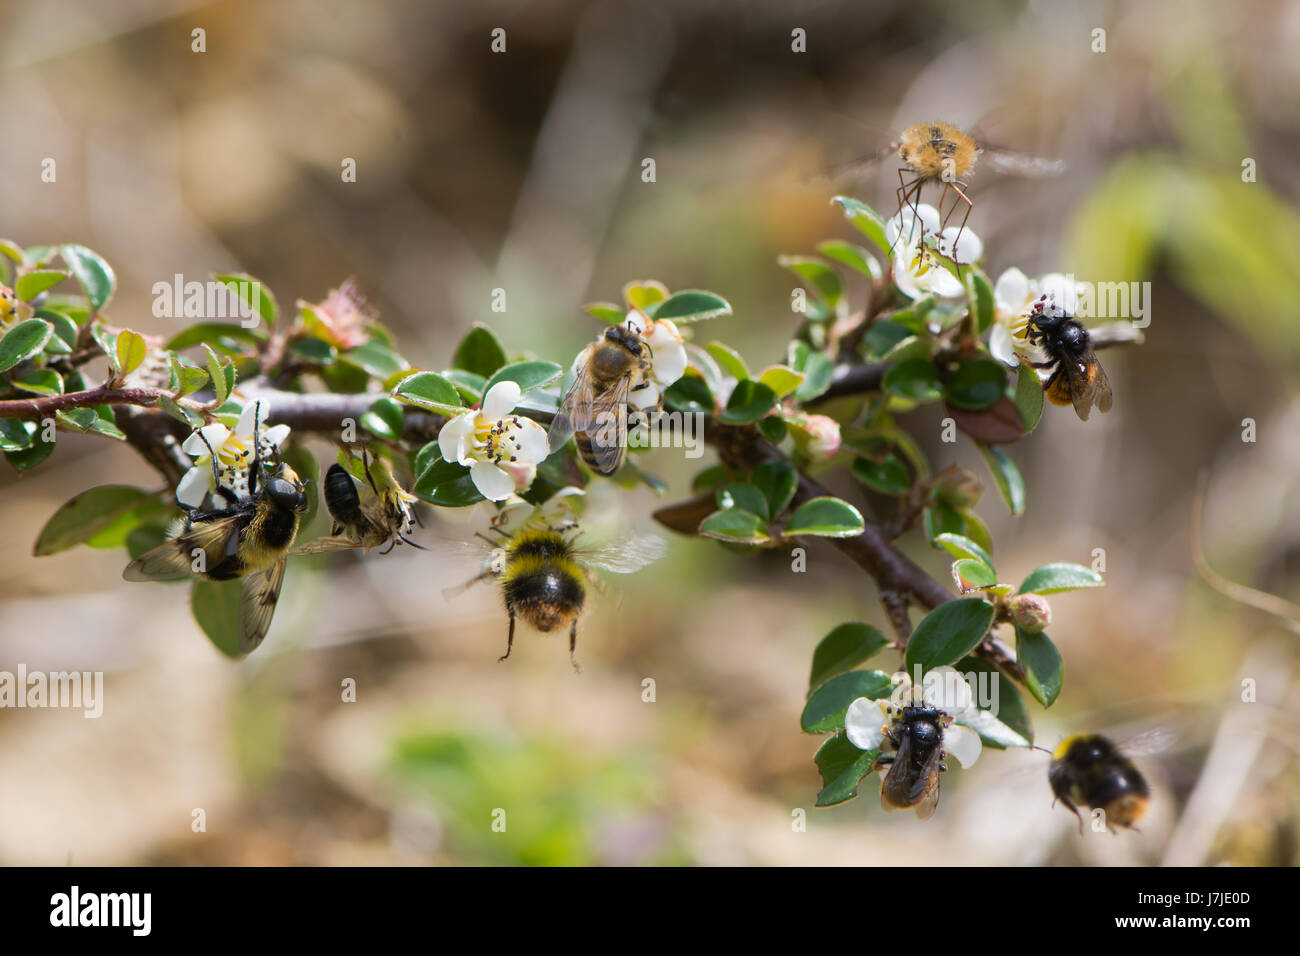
[123,405,308,656]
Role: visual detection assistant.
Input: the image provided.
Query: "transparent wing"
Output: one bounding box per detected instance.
[239,556,287,656]
[122,516,241,581]
[547,354,596,451]
[582,373,635,475]
[582,532,668,575]
[982,149,1066,178]
[292,534,362,556]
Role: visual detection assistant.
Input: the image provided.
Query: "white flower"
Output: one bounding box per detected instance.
[624,308,687,407]
[437,381,550,501]
[176,399,291,508]
[988,270,1081,367]
[843,665,983,771]
[494,485,586,533]
[886,204,982,301]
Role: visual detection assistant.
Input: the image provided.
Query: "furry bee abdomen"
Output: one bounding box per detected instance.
[502,563,585,632]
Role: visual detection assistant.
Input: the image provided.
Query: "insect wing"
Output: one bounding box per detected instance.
[548,352,597,451]
[583,533,668,575]
[583,373,635,475]
[239,556,287,656]
[122,514,243,581]
[982,149,1066,178]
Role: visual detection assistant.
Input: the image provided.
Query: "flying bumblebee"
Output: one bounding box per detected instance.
[1047,733,1151,831]
[452,516,667,672]
[873,703,952,819]
[1023,296,1113,421]
[123,425,308,657]
[548,321,659,476]
[293,451,421,555]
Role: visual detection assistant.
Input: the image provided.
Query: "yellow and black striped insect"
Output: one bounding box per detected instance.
[548,322,659,476]
[123,415,307,657]
[293,452,421,555]
[453,518,666,672]
[1048,734,1150,831]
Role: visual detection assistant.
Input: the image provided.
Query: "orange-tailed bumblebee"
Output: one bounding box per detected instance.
[1024,296,1113,421]
[123,426,307,656]
[1048,733,1150,831]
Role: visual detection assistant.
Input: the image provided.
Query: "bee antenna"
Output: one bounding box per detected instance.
[399,534,427,551]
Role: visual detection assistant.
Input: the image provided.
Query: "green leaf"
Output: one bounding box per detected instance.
[923,502,964,545]
[361,397,404,439]
[158,394,203,427]
[15,269,68,302]
[850,455,910,495]
[623,280,669,311]
[952,558,998,592]
[932,533,994,574]
[393,371,464,412]
[786,496,864,538]
[0,319,53,372]
[817,239,883,281]
[441,368,488,404]
[61,245,116,311]
[965,268,995,334]
[757,415,787,443]
[1016,625,1064,707]
[4,428,55,471]
[583,301,626,324]
[11,368,63,396]
[944,360,1007,410]
[715,482,769,520]
[809,623,890,691]
[814,732,878,807]
[663,375,714,414]
[192,579,244,659]
[1018,562,1105,594]
[212,272,277,327]
[412,458,484,507]
[483,360,563,396]
[115,330,147,377]
[164,322,265,352]
[801,669,893,733]
[832,196,890,256]
[751,460,797,518]
[706,341,750,380]
[34,308,79,351]
[170,359,209,397]
[864,319,912,358]
[85,404,126,441]
[452,324,508,377]
[698,509,771,545]
[33,485,153,556]
[0,418,33,451]
[883,358,944,402]
[289,337,337,364]
[904,599,996,674]
[756,364,804,399]
[0,239,23,264]
[787,341,834,400]
[719,380,776,424]
[778,255,843,308]
[976,442,1026,515]
[1014,362,1045,434]
[340,340,409,380]
[648,289,732,324]
[202,344,230,404]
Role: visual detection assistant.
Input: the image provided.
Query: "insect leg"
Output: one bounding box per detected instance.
[498,611,516,663]
[568,619,582,674]
[197,430,240,506]
[946,181,974,261]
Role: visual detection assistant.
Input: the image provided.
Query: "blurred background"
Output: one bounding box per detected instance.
[2,0,1300,865]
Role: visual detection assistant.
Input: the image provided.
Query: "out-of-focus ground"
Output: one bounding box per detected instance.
[2,0,1300,865]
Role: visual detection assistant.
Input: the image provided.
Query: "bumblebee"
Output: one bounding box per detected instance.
[1023,297,1113,421]
[455,520,666,672]
[293,452,421,555]
[1048,734,1150,831]
[123,426,307,657]
[548,322,659,476]
[874,704,952,819]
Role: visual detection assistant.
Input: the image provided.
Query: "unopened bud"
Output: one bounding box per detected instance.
[787,412,841,464]
[933,465,982,510]
[1007,593,1052,632]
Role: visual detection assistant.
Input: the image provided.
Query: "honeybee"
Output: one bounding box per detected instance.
[293,451,421,555]
[1047,734,1151,831]
[123,425,308,657]
[884,122,1064,254]
[454,514,667,672]
[1023,296,1113,420]
[548,322,659,476]
[873,704,952,819]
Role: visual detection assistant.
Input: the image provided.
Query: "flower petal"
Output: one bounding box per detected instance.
[182,423,229,456]
[944,723,983,769]
[481,381,522,420]
[651,340,687,387]
[262,423,291,448]
[236,399,267,436]
[628,381,660,409]
[844,697,889,751]
[511,418,550,464]
[922,665,973,714]
[470,460,516,501]
[989,323,1018,368]
[438,413,475,466]
[994,267,1029,312]
[1039,273,1079,315]
[942,226,982,264]
[624,309,649,334]
[176,466,211,508]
